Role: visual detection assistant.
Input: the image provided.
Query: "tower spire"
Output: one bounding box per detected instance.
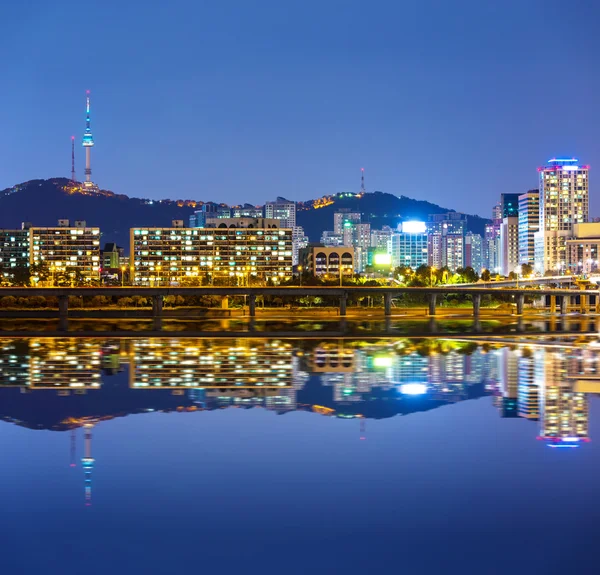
[71,136,76,182]
[82,90,95,188]
[360,168,365,194]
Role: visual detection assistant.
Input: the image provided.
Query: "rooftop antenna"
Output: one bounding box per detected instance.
[71,136,76,182]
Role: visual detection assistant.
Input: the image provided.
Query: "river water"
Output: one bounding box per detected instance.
[1,331,599,573]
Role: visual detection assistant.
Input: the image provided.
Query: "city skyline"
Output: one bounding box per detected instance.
[1,1,599,218]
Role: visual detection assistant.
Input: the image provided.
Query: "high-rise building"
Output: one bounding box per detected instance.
[518,191,539,266]
[535,157,589,273]
[465,232,483,272]
[333,210,361,235]
[292,226,308,266]
[130,220,292,285]
[500,216,519,275]
[343,222,371,271]
[30,220,101,281]
[265,197,296,228]
[320,231,344,247]
[492,203,502,223]
[500,193,519,218]
[370,227,393,251]
[483,222,500,273]
[390,222,428,269]
[427,213,466,271]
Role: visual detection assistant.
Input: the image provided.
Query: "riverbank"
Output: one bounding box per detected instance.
[0,304,552,319]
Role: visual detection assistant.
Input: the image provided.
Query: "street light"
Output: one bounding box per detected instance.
[121,265,126,287]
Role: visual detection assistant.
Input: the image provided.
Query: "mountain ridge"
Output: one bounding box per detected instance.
[0,178,490,250]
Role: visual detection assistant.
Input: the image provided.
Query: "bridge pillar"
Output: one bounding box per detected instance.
[516,293,525,316]
[550,295,557,314]
[580,294,587,314]
[596,294,600,314]
[58,295,69,318]
[560,295,569,315]
[248,294,256,317]
[339,294,347,317]
[384,292,392,316]
[428,293,437,316]
[472,293,481,318]
[221,296,229,310]
[152,295,164,317]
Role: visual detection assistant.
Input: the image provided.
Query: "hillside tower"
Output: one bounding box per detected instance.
[82,91,95,189]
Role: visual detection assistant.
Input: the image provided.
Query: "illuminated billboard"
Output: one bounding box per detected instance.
[374,253,392,266]
[401,221,426,234]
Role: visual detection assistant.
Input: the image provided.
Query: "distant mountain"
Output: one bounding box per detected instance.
[0,178,489,250]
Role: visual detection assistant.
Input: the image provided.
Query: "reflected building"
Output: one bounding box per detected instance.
[0,337,597,448]
[129,339,293,390]
[534,349,589,446]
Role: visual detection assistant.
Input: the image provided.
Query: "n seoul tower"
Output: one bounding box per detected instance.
[82,90,95,188]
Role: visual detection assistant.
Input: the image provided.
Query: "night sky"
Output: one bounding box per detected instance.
[1,0,598,217]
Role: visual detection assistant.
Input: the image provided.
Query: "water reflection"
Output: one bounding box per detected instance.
[0,336,598,505]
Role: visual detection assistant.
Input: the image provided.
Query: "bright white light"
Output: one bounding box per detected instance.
[562,437,581,442]
[399,383,427,395]
[374,253,392,265]
[562,165,579,171]
[373,356,393,367]
[402,221,426,234]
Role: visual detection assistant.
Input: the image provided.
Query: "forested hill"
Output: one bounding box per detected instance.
[0,179,489,249]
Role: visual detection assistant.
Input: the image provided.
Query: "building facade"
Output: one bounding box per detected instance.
[465,232,483,272]
[299,246,354,277]
[131,220,293,285]
[390,226,428,269]
[0,226,30,281]
[30,220,101,281]
[500,216,519,275]
[566,223,600,274]
[518,191,539,266]
[500,193,519,218]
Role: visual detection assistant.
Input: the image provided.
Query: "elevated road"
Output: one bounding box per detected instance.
[0,285,597,319]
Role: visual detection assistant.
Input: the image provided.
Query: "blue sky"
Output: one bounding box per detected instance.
[1,0,598,217]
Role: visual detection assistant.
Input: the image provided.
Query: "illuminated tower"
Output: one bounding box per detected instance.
[81,423,95,506]
[82,91,95,188]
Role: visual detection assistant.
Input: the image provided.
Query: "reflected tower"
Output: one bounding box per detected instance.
[81,423,95,505]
